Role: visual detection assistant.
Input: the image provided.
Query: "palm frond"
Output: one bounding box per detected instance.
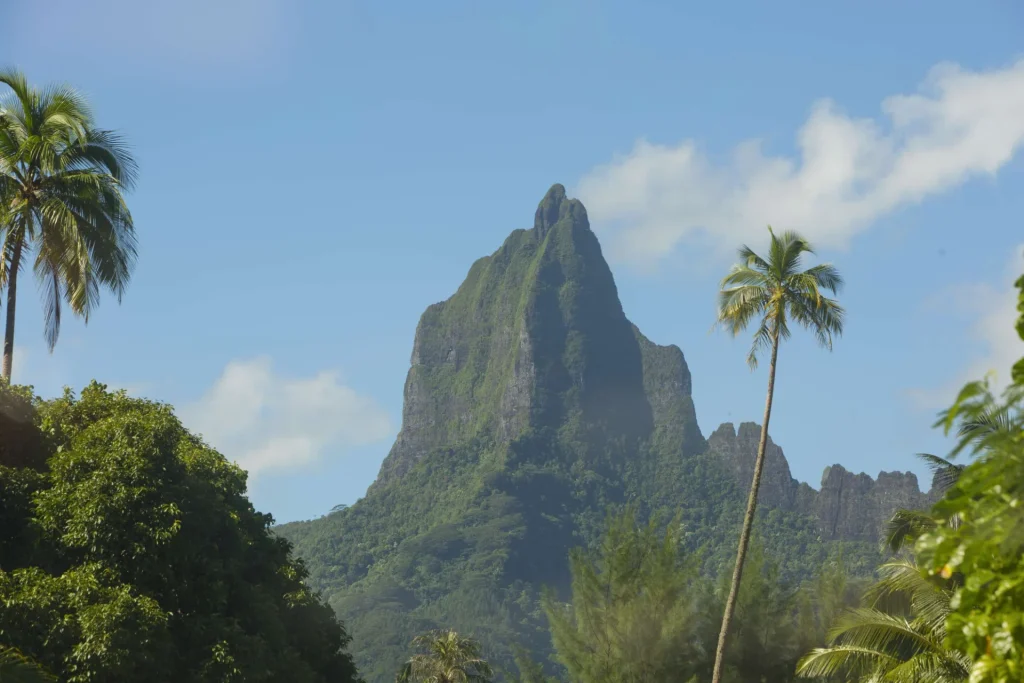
[866,560,952,634]
[0,69,33,120]
[0,646,57,683]
[798,557,965,682]
[745,318,773,370]
[884,509,936,554]
[715,283,771,338]
[803,262,844,294]
[736,244,771,274]
[915,453,964,493]
[797,644,900,678]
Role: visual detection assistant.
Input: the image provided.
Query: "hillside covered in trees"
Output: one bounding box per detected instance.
[274,186,938,681]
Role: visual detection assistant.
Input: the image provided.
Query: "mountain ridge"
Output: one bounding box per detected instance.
[276,184,931,681]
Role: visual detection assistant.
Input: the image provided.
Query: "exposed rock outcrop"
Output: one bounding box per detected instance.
[708,422,936,541]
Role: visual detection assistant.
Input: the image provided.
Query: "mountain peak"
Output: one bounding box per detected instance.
[533,183,588,238]
[371,184,691,488]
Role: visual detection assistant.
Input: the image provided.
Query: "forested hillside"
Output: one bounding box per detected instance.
[276,186,932,681]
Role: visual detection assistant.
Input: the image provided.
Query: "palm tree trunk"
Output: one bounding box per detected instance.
[710,325,781,683]
[2,237,24,382]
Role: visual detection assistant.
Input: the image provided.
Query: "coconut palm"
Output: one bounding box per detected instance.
[885,453,965,553]
[0,68,138,381]
[710,227,844,683]
[936,375,1023,458]
[396,630,493,683]
[0,646,56,682]
[796,559,970,682]
[885,380,1022,555]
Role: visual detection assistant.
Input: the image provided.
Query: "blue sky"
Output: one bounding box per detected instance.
[2,0,1023,523]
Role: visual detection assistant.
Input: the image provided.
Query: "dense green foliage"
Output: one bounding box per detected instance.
[797,267,1024,682]
[278,432,882,681]
[913,274,1024,683]
[535,508,864,683]
[0,70,138,381]
[0,381,361,683]
[277,194,882,682]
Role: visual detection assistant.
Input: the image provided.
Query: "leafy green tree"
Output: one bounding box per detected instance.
[0,646,56,683]
[508,647,557,683]
[914,279,1024,683]
[711,227,845,683]
[793,548,868,672]
[396,630,493,683]
[0,69,137,381]
[802,268,1024,683]
[722,542,808,683]
[543,508,715,683]
[0,382,362,683]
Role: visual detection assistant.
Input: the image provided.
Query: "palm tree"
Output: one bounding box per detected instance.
[885,380,1022,554]
[396,630,493,683]
[801,393,1006,682]
[0,646,56,682]
[710,227,844,683]
[0,68,138,381]
[936,375,1023,458]
[796,559,970,682]
[885,453,965,553]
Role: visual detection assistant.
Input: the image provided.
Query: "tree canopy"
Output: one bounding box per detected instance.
[0,381,362,683]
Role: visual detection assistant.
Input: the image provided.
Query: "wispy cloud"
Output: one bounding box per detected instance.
[177,357,393,478]
[908,244,1024,411]
[5,0,291,73]
[8,344,72,398]
[577,60,1024,269]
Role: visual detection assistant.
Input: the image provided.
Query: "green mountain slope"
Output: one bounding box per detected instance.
[276,185,928,681]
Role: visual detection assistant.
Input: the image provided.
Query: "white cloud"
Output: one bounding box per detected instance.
[178,357,393,478]
[908,245,1024,411]
[5,0,290,71]
[577,60,1024,268]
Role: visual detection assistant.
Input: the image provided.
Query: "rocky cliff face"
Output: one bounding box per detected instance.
[373,184,698,490]
[707,421,935,541]
[816,464,936,541]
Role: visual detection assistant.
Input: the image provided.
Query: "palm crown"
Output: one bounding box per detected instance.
[0,68,137,380]
[716,227,844,368]
[396,630,493,683]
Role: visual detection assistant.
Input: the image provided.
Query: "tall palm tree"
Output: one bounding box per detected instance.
[0,68,138,381]
[796,559,970,682]
[0,646,56,682]
[710,227,844,683]
[396,630,493,683]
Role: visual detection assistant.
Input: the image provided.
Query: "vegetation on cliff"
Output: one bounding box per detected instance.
[275,188,886,681]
